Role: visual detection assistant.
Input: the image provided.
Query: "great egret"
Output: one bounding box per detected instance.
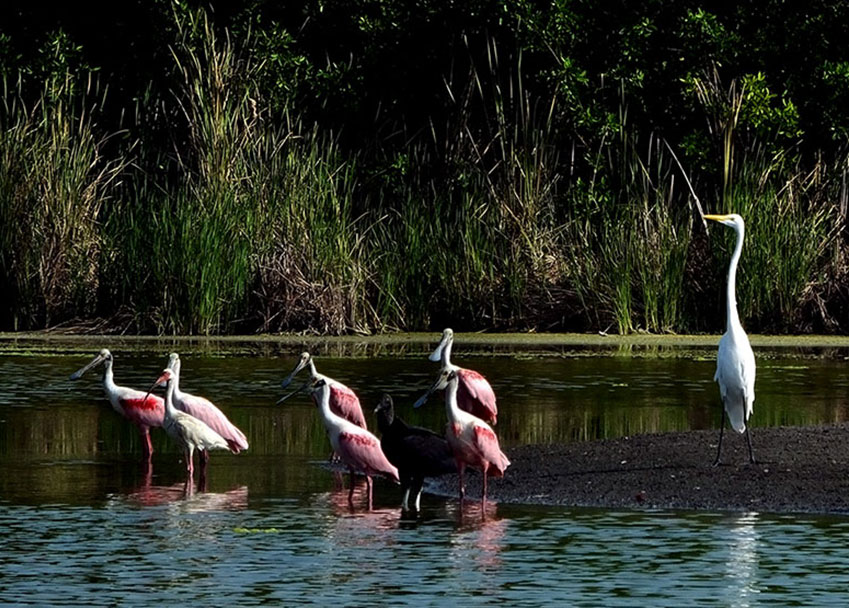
[704,213,756,465]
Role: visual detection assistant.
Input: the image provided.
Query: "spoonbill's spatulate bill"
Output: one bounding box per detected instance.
[280,352,367,429]
[414,328,498,425]
[70,349,164,462]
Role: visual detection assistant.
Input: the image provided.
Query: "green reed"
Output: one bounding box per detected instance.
[0,6,845,335]
[564,111,693,334]
[0,74,127,329]
[704,145,838,331]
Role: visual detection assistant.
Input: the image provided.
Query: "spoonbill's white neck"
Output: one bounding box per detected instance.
[102,357,116,390]
[444,376,462,421]
[316,384,345,429]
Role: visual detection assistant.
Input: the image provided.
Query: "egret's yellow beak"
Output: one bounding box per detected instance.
[703,214,732,222]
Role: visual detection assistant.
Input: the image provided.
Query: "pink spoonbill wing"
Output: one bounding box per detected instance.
[336,431,399,482]
[175,394,249,453]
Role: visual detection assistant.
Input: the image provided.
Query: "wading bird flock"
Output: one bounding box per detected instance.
[69,212,755,511]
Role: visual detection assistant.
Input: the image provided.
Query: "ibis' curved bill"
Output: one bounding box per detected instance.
[142,369,171,405]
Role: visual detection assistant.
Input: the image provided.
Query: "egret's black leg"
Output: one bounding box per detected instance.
[746,427,756,464]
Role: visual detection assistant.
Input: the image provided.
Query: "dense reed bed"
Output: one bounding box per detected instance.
[0,6,845,335]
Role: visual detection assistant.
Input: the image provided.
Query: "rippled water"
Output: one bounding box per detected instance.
[2,339,849,605]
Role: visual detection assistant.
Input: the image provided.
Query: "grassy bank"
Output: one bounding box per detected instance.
[0,5,846,336]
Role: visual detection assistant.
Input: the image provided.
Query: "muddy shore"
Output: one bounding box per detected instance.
[426,425,849,514]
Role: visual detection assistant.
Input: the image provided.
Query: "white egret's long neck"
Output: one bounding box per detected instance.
[308,359,318,380]
[726,222,745,331]
[445,377,461,423]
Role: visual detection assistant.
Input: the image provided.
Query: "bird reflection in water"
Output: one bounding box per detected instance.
[447,506,507,572]
[117,463,248,510]
[313,475,400,520]
[312,478,402,557]
[722,512,760,608]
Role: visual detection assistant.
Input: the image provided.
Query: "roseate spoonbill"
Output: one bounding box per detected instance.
[374,394,456,512]
[413,328,498,425]
[278,352,367,428]
[69,349,164,462]
[163,353,249,460]
[704,213,756,466]
[309,378,399,508]
[146,367,234,476]
[438,369,510,508]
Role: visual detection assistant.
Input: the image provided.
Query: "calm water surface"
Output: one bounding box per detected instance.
[2,340,849,605]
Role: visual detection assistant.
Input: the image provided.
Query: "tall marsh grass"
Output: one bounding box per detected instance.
[0,8,844,335]
[0,75,127,329]
[705,146,837,331]
[565,119,693,334]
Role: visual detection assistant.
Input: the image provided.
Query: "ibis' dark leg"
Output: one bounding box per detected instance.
[401,479,411,511]
[410,476,425,512]
[198,466,208,492]
[746,427,756,464]
[713,408,727,467]
[200,449,209,466]
[348,471,355,506]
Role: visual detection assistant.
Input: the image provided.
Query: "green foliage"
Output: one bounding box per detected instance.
[706,147,837,331]
[0,75,126,329]
[1,1,848,334]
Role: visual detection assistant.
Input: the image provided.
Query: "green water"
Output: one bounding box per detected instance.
[2,336,849,605]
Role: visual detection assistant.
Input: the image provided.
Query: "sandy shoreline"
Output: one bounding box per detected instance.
[425,425,849,515]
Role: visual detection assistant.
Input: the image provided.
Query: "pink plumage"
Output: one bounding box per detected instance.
[456,368,498,425]
[167,354,249,454]
[336,431,399,482]
[282,352,368,429]
[415,328,499,425]
[323,383,367,429]
[70,349,165,462]
[443,369,510,508]
[310,377,397,508]
[118,393,166,431]
[471,426,510,476]
[174,393,249,453]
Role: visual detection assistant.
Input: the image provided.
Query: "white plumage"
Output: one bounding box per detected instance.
[704,213,756,465]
